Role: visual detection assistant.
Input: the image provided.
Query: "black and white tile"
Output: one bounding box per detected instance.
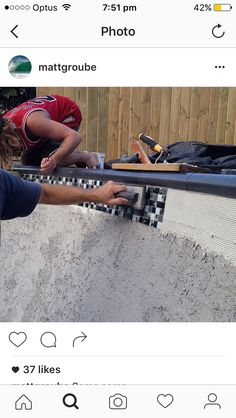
[21,174,167,229]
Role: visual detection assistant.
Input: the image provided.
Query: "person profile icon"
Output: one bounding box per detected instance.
[204,393,221,409]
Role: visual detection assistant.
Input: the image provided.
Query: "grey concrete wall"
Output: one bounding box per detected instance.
[162,189,236,266]
[1,203,236,322]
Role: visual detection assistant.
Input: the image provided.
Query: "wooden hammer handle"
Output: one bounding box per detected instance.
[130,139,151,164]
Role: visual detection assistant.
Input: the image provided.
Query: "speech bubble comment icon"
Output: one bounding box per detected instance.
[40,332,57,348]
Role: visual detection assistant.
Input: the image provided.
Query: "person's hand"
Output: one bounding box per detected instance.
[93,181,128,205]
[85,152,98,168]
[40,157,57,174]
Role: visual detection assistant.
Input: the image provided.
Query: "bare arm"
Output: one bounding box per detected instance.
[39,181,128,206]
[27,111,82,171]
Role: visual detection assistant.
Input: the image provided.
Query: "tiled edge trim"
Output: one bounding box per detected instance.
[22,174,167,229]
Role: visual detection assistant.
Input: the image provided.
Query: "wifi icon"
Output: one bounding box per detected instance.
[62,3,71,10]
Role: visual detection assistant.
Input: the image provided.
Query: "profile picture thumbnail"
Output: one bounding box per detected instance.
[8,55,32,79]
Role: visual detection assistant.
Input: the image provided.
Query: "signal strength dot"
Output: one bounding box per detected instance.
[62,3,71,10]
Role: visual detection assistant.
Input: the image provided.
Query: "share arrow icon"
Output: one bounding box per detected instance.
[72,332,88,346]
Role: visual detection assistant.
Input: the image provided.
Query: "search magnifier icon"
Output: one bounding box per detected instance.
[63,393,79,410]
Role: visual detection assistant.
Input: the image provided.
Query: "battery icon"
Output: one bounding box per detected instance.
[214,4,232,11]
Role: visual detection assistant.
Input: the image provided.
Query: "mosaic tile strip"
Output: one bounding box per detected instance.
[21,174,167,229]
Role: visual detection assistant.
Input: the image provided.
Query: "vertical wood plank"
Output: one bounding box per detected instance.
[118,87,132,157]
[150,88,162,141]
[129,88,141,154]
[97,88,109,156]
[63,87,76,101]
[189,88,201,139]
[159,88,172,145]
[140,87,152,135]
[77,88,88,151]
[216,88,229,144]
[36,87,51,97]
[169,88,181,142]
[179,88,191,140]
[54,87,67,97]
[225,88,236,144]
[198,88,211,141]
[140,88,152,153]
[207,88,220,143]
[86,87,99,152]
[107,87,120,160]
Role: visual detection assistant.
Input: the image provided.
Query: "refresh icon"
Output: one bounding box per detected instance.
[212,24,225,38]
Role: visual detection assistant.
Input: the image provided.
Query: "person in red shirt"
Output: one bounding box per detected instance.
[1,94,97,173]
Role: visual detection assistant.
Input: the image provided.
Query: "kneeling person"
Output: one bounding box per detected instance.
[1,94,97,174]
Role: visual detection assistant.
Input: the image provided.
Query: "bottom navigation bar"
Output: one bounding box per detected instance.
[1,385,235,417]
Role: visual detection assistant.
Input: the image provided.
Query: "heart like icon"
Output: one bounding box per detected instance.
[12,367,19,373]
[157,394,174,408]
[9,332,27,347]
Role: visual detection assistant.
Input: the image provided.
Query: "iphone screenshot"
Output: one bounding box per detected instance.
[0,0,236,416]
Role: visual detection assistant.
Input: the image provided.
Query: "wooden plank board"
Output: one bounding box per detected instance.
[179,87,191,140]
[97,87,109,155]
[208,88,220,143]
[118,87,131,157]
[170,87,181,142]
[198,88,211,141]
[150,88,162,139]
[159,88,172,145]
[76,87,87,151]
[216,87,229,144]
[107,87,120,160]
[112,163,208,172]
[86,87,99,152]
[225,87,236,145]
[140,88,152,142]
[189,87,201,138]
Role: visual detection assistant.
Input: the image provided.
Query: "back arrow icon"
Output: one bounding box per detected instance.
[11,25,19,38]
[212,24,225,38]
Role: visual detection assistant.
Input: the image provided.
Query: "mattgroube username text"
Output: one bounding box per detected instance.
[38,63,97,73]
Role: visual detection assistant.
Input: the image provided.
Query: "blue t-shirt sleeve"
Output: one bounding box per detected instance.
[0,169,41,220]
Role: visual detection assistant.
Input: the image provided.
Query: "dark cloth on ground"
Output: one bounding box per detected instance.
[106,141,236,169]
[150,141,236,167]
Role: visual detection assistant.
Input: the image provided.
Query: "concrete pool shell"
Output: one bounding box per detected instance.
[1,181,236,322]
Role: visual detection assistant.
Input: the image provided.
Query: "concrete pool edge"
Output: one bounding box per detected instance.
[1,202,236,322]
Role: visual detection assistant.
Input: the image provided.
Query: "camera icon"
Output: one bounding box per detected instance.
[109,393,128,410]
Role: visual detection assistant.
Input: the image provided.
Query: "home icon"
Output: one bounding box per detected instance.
[15,395,32,410]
